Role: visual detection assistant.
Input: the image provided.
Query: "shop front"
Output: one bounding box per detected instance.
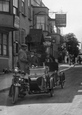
[0,14,19,72]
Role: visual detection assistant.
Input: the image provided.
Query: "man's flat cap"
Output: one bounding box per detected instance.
[21,44,27,47]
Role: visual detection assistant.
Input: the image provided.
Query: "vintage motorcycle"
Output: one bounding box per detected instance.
[9,65,54,104]
[8,67,28,104]
[53,70,65,89]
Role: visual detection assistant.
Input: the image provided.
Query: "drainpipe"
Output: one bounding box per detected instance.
[12,31,14,70]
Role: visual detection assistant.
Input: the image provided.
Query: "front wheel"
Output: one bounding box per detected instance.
[12,86,19,104]
[49,77,54,97]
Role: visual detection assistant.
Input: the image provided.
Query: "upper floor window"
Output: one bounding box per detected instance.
[28,0,30,6]
[21,0,25,14]
[36,16,45,30]
[0,0,10,12]
[13,0,18,15]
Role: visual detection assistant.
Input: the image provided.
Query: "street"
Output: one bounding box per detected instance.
[0,65,82,115]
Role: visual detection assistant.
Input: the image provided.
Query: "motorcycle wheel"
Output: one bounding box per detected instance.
[50,88,54,97]
[49,77,54,97]
[60,81,64,89]
[12,86,19,104]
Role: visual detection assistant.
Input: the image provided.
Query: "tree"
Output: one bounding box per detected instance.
[64,33,79,57]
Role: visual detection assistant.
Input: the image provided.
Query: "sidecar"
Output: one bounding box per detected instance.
[27,66,54,96]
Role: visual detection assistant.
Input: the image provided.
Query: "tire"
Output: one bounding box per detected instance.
[60,81,64,89]
[50,78,54,97]
[12,86,19,104]
[60,72,65,89]
[50,88,54,97]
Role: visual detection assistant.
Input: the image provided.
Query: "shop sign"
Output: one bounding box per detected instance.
[55,14,66,27]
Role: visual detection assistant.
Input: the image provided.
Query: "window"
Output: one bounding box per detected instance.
[0,33,8,56]
[36,16,45,30]
[0,0,10,12]
[28,0,30,6]
[13,0,18,15]
[28,0,31,20]
[21,0,25,14]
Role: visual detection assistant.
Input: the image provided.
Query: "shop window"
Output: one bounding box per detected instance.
[0,33,8,56]
[0,0,10,12]
[13,0,19,15]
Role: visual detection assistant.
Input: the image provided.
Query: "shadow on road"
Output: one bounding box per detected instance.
[1,67,82,106]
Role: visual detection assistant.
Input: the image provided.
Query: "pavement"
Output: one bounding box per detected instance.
[0,64,74,93]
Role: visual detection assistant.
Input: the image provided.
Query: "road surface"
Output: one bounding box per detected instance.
[0,65,82,115]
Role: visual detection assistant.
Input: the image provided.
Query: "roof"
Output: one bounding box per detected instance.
[26,29,44,43]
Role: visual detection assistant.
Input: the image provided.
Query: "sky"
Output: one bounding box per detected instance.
[42,0,82,42]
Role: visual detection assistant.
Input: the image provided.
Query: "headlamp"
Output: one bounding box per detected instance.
[14,67,18,73]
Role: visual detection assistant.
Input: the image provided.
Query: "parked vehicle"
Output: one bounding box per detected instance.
[8,67,28,104]
[9,63,65,104]
[27,66,54,97]
[45,61,65,89]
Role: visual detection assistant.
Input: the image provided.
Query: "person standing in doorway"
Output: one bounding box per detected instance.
[18,44,29,74]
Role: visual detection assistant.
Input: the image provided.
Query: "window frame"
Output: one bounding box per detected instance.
[21,0,25,15]
[0,33,9,57]
[0,0,10,13]
[13,0,19,16]
[36,16,45,30]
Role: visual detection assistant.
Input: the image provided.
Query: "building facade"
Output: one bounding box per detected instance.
[0,0,29,71]
[0,0,56,71]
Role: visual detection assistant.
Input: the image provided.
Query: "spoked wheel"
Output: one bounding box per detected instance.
[49,77,54,97]
[60,81,64,89]
[50,88,54,97]
[59,72,65,89]
[12,86,19,104]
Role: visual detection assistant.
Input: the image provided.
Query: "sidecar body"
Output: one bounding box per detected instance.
[28,66,54,94]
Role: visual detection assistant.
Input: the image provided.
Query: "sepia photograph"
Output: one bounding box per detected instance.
[0,0,82,115]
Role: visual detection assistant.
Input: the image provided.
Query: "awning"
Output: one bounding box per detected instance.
[0,26,18,32]
[25,29,44,43]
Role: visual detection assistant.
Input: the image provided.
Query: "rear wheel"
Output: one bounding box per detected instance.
[12,86,19,104]
[50,88,54,97]
[60,81,64,89]
[59,72,65,89]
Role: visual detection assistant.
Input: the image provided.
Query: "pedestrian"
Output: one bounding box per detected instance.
[45,54,54,63]
[18,44,29,74]
[30,51,39,67]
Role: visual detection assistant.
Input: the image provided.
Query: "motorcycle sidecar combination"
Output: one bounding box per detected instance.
[9,66,54,104]
[27,66,54,97]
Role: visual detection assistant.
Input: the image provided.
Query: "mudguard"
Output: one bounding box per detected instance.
[49,77,54,89]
